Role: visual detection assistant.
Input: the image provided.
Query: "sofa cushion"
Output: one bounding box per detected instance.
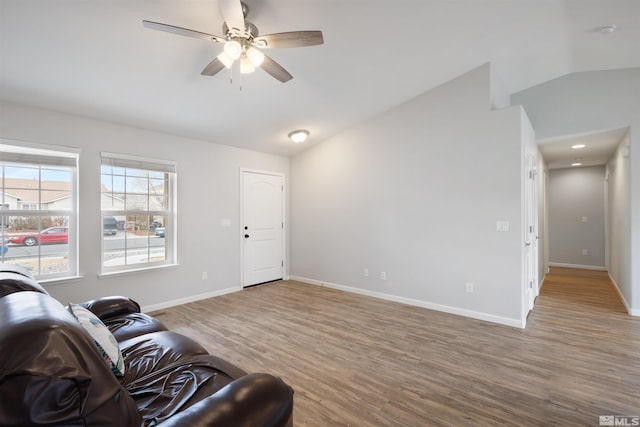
[68,303,125,376]
[119,331,249,426]
[105,312,169,342]
[0,271,48,298]
[77,295,169,342]
[0,292,141,426]
[0,262,34,279]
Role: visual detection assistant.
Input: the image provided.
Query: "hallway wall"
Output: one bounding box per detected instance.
[548,166,605,269]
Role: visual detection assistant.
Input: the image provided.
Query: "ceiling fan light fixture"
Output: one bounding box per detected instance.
[288,129,309,144]
[143,0,324,83]
[217,51,234,69]
[224,40,242,60]
[246,47,264,67]
[240,57,256,74]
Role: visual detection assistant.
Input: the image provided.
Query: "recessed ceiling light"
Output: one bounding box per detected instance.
[599,24,617,34]
[571,162,582,167]
[572,144,586,149]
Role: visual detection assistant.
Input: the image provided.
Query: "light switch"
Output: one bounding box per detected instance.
[582,216,588,223]
[496,221,510,232]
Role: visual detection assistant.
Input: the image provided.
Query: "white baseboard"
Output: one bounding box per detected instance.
[289,275,525,329]
[548,262,606,271]
[608,273,639,316]
[142,285,242,313]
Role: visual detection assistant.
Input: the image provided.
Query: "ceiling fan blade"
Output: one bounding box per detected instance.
[254,31,324,48]
[201,58,226,76]
[143,20,224,42]
[260,54,293,83]
[219,0,245,34]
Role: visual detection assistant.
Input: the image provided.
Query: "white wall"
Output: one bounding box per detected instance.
[290,64,528,327]
[548,166,606,269]
[512,68,639,315]
[0,100,289,309]
[607,133,632,311]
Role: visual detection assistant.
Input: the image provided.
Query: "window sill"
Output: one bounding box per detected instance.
[98,263,179,279]
[41,275,84,286]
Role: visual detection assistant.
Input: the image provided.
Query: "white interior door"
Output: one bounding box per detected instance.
[242,171,284,287]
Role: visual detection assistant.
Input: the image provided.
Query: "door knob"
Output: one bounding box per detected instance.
[244,234,250,238]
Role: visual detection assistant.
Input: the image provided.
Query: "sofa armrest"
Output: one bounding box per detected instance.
[79,296,141,320]
[158,373,293,427]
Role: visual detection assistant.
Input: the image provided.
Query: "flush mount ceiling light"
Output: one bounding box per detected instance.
[598,24,618,34]
[572,162,582,167]
[571,144,586,149]
[288,129,309,143]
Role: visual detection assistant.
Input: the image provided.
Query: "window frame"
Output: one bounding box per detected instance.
[0,139,79,281]
[99,152,177,275]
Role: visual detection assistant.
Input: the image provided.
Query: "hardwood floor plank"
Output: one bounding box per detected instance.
[151,267,640,426]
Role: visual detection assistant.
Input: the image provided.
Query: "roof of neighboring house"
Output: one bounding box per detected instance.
[3,178,157,206]
[2,178,71,203]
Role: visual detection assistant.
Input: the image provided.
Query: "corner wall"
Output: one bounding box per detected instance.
[607,133,632,311]
[290,64,527,327]
[512,68,640,315]
[0,101,290,309]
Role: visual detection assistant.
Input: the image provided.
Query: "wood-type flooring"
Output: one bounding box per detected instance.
[151,267,640,426]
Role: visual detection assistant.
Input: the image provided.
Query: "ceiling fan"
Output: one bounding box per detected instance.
[143,0,324,83]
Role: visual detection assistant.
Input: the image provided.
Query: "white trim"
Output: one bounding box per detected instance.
[98,263,179,279]
[141,285,242,313]
[289,275,526,329]
[99,155,177,275]
[608,273,640,316]
[548,262,606,271]
[100,151,176,172]
[0,137,81,156]
[41,275,84,285]
[0,140,79,280]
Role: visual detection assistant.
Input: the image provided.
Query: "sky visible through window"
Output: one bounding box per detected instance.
[3,164,71,182]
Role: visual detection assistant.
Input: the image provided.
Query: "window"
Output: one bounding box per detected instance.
[0,141,78,280]
[100,152,176,274]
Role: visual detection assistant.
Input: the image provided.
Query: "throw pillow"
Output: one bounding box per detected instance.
[67,303,125,376]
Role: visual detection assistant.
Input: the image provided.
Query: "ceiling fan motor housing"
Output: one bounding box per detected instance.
[222,21,259,40]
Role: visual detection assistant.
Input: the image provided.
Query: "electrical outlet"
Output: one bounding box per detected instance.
[363,268,369,277]
[496,221,510,232]
[466,282,474,293]
[380,272,386,280]
[202,272,208,280]
[582,249,588,256]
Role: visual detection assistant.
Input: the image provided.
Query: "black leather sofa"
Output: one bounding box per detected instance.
[0,263,293,426]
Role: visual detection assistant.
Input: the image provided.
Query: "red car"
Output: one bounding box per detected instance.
[9,227,69,246]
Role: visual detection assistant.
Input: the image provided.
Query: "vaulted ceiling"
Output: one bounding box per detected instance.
[0,0,638,158]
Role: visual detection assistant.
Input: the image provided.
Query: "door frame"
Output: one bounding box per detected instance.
[523,150,540,316]
[239,168,286,287]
